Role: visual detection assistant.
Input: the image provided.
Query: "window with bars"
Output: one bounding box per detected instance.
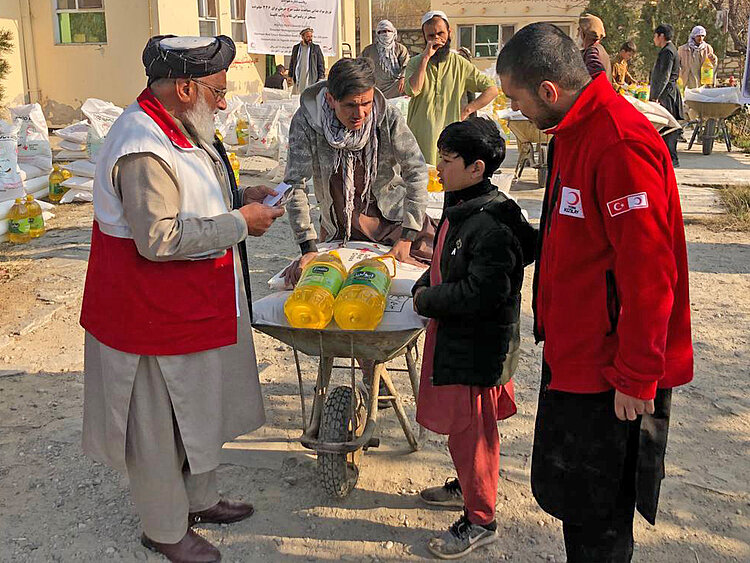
[197,0,218,37]
[230,0,247,43]
[55,0,107,44]
[457,24,514,58]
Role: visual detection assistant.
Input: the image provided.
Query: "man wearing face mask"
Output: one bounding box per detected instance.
[404,10,498,165]
[80,35,284,562]
[362,20,410,99]
[497,24,693,562]
[290,27,326,94]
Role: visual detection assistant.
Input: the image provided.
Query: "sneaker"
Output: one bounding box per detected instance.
[419,477,464,508]
[427,513,498,559]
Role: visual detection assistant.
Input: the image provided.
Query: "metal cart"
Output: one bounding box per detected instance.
[252,324,425,498]
[507,119,552,189]
[685,100,742,155]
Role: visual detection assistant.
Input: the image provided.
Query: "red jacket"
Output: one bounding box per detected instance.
[534,73,693,400]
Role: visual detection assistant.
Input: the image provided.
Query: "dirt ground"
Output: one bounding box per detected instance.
[0,180,748,562]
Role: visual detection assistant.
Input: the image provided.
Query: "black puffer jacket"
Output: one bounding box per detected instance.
[412,180,537,387]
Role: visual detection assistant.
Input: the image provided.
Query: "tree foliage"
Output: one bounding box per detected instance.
[584,0,733,79]
[0,29,13,106]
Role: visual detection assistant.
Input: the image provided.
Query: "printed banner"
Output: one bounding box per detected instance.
[245,0,339,56]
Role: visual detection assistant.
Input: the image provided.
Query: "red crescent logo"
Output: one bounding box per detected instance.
[566,192,580,205]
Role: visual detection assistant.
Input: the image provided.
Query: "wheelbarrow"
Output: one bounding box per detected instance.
[507,118,552,189]
[685,100,742,155]
[252,323,426,497]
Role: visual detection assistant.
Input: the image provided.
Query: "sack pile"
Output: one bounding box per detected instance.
[0,105,53,204]
[215,88,300,179]
[52,98,123,203]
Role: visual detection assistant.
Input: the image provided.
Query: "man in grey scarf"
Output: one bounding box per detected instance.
[281,57,434,285]
[362,20,410,99]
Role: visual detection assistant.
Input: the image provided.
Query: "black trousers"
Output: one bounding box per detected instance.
[663,130,680,165]
[531,362,672,563]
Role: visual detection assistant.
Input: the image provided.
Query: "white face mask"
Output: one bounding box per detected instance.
[576,35,585,49]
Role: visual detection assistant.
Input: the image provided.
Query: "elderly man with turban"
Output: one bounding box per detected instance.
[362,20,410,99]
[80,35,284,562]
[678,25,718,88]
[578,14,612,82]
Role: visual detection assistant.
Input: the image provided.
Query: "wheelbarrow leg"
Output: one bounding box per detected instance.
[722,120,732,152]
[301,355,333,441]
[404,345,426,447]
[379,367,420,451]
[405,344,420,399]
[688,120,701,150]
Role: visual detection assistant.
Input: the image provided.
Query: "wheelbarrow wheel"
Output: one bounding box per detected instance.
[318,386,366,498]
[703,118,716,155]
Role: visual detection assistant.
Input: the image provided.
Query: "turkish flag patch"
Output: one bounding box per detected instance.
[607,192,649,217]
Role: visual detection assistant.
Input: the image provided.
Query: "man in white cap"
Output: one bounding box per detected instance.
[290,27,326,93]
[404,11,498,165]
[678,25,718,88]
[362,20,410,99]
[80,34,284,562]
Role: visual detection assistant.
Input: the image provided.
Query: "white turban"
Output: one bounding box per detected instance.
[689,25,707,51]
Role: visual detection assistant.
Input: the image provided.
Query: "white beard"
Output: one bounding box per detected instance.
[182,95,216,144]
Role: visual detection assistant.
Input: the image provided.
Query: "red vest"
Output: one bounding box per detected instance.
[80,92,238,355]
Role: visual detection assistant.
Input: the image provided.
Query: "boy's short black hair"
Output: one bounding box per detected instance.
[654,24,674,41]
[496,22,590,93]
[327,57,376,101]
[437,117,506,178]
[620,40,637,53]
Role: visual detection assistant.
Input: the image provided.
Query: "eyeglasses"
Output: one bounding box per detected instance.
[191,78,227,102]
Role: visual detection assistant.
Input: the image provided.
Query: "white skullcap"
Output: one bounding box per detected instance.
[421,10,449,28]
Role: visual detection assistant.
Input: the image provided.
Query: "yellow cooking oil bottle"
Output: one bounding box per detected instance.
[427,166,442,192]
[333,256,396,331]
[701,58,714,86]
[228,152,241,185]
[7,197,31,244]
[25,195,45,238]
[61,167,72,180]
[284,251,348,329]
[235,117,249,146]
[48,164,66,203]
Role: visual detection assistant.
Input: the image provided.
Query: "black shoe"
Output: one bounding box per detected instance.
[419,477,464,508]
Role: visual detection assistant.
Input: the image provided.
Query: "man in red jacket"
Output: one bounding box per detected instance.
[497,24,693,562]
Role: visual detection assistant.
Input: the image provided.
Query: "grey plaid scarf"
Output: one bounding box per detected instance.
[321,92,378,241]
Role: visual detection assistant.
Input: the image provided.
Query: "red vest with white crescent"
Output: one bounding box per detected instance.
[80,90,238,356]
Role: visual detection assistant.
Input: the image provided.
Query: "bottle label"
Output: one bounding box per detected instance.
[298,264,344,295]
[343,266,391,296]
[9,218,30,235]
[30,214,44,230]
[49,181,64,196]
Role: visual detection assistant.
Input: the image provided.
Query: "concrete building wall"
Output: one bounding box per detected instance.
[0,0,28,109]
[28,0,153,125]
[433,0,585,71]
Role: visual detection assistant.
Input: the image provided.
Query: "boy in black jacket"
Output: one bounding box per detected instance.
[412,118,537,559]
